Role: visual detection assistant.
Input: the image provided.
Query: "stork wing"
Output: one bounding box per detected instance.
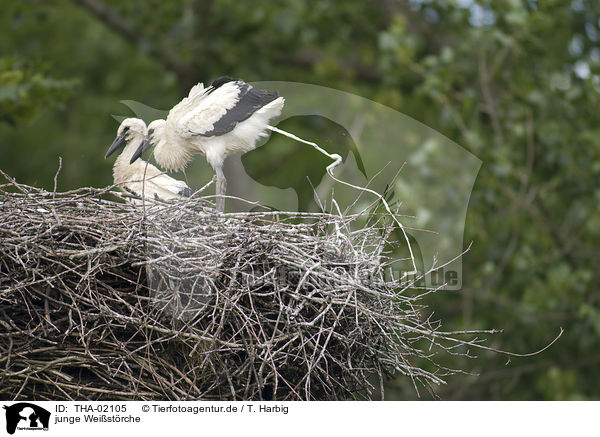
[175,81,279,138]
[187,82,205,99]
[122,168,192,201]
[166,82,205,122]
[171,80,240,137]
[196,84,279,137]
[150,173,192,199]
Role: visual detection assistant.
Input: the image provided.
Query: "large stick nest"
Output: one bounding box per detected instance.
[0,172,491,401]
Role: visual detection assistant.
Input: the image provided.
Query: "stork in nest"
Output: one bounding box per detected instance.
[130,77,284,212]
[106,118,192,203]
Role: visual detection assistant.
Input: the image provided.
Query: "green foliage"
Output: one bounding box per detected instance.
[0,57,74,124]
[0,0,598,400]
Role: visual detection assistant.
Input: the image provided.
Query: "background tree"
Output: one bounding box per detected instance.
[1,0,598,399]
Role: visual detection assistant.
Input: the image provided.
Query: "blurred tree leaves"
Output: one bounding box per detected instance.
[0,0,599,400]
[0,56,74,125]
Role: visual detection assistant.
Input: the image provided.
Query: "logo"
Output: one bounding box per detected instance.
[3,403,50,435]
[114,81,481,321]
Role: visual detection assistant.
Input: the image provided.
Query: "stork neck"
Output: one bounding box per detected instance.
[117,135,144,165]
[113,135,146,183]
[154,135,191,172]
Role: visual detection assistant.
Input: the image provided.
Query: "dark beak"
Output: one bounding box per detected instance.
[130,138,151,164]
[105,135,126,159]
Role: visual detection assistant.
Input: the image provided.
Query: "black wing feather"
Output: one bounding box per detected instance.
[203,76,234,96]
[196,81,279,137]
[179,186,193,197]
[211,76,234,88]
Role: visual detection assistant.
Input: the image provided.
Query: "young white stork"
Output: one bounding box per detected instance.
[105,118,192,202]
[129,77,285,212]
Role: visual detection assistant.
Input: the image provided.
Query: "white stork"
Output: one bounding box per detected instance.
[129,77,285,212]
[105,118,192,202]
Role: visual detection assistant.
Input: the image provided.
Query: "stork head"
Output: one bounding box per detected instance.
[130,119,165,164]
[105,118,147,159]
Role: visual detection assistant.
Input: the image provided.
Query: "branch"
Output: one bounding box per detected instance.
[478,48,504,145]
[534,195,578,268]
[75,0,385,89]
[276,50,382,84]
[73,0,196,86]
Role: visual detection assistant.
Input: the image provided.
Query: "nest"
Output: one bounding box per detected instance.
[0,171,494,401]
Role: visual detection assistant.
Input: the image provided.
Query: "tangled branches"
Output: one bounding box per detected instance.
[0,171,500,400]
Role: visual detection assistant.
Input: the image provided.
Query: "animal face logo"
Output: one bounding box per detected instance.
[115,81,481,292]
[3,403,50,435]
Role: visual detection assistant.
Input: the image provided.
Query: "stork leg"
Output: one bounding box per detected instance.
[215,164,227,213]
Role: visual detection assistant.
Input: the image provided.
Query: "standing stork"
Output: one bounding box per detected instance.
[129,77,285,212]
[106,118,192,202]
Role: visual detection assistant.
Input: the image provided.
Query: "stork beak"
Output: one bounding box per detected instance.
[130,138,151,164]
[105,135,126,159]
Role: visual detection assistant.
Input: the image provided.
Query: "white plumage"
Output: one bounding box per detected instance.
[105,118,192,203]
[130,77,284,211]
